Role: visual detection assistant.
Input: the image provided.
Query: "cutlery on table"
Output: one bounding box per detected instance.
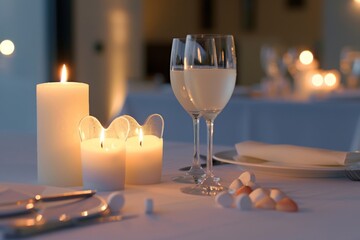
[344,152,360,181]
[1,194,138,238]
[2,208,123,238]
[0,190,96,217]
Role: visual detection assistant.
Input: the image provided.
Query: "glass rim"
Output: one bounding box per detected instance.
[172,37,186,41]
[186,34,234,39]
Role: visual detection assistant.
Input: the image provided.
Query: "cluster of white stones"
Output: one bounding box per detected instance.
[215,171,298,212]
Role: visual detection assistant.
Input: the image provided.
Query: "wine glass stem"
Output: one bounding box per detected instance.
[192,114,201,167]
[206,119,214,176]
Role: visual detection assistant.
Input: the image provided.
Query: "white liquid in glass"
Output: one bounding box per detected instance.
[170,70,198,114]
[184,68,236,118]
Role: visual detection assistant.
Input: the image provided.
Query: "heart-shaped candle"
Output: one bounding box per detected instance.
[79,116,129,191]
[123,114,164,185]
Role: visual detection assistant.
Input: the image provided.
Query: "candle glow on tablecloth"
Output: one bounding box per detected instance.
[124,114,164,185]
[37,65,89,187]
[79,116,129,191]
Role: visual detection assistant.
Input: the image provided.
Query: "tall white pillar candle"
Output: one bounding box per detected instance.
[37,65,89,187]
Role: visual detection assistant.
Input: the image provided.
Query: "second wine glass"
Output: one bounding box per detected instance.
[170,38,205,183]
[183,34,237,196]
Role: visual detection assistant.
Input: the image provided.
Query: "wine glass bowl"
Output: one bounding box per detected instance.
[182,34,237,196]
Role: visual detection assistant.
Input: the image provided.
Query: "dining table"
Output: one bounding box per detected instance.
[0,132,359,239]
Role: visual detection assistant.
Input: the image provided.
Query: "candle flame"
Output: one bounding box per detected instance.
[139,128,143,147]
[100,129,105,148]
[299,50,314,65]
[311,73,323,87]
[324,73,336,86]
[60,64,68,83]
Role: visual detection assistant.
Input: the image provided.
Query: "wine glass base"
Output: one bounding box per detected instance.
[172,175,202,184]
[173,165,205,184]
[180,175,225,196]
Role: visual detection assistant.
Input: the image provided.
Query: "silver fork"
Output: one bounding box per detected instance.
[345,165,360,181]
[345,152,360,181]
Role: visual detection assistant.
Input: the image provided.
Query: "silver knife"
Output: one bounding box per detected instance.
[1,195,127,238]
[0,190,96,217]
[2,208,122,238]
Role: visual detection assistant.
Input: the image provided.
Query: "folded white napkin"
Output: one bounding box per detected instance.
[235,141,360,166]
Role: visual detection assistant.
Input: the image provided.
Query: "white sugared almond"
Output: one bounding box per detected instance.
[235,194,252,210]
[255,196,276,210]
[270,188,286,202]
[238,171,256,185]
[276,197,298,212]
[106,192,125,212]
[234,186,252,196]
[249,188,268,203]
[215,191,233,208]
[228,179,243,193]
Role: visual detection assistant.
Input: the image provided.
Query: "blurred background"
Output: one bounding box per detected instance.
[1,0,360,149]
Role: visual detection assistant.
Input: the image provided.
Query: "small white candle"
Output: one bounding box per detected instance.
[126,128,163,185]
[37,65,89,187]
[323,71,340,91]
[293,50,321,99]
[309,70,340,92]
[81,129,126,191]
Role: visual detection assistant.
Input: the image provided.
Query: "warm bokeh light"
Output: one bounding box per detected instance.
[354,0,360,4]
[60,64,68,83]
[81,211,89,217]
[59,213,69,221]
[311,73,323,87]
[299,50,314,65]
[0,39,15,56]
[324,73,337,86]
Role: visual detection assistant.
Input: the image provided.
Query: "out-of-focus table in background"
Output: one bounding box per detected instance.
[122,85,360,151]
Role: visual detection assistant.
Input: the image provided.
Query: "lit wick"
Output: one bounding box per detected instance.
[139,128,143,147]
[60,64,68,83]
[100,129,105,149]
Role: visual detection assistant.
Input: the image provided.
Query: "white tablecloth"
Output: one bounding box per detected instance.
[122,86,360,151]
[0,133,359,239]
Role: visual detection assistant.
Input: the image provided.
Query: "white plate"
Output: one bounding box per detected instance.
[213,150,346,178]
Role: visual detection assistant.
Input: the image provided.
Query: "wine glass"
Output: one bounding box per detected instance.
[340,47,360,89]
[260,44,291,97]
[182,34,237,196]
[170,38,205,183]
[260,44,287,80]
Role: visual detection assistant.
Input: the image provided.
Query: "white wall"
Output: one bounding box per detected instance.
[0,0,48,133]
[74,0,143,126]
